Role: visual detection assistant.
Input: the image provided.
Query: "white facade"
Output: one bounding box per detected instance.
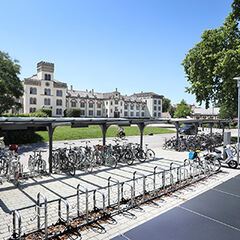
[20,61,163,118]
[23,62,67,117]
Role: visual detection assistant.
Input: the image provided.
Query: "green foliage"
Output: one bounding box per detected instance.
[65,107,82,117]
[168,105,175,117]
[0,51,24,114]
[2,112,48,117]
[174,99,192,118]
[219,103,237,119]
[0,129,44,144]
[182,12,240,114]
[232,0,240,21]
[162,98,171,112]
[37,108,52,117]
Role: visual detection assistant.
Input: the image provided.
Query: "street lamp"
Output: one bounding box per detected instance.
[233,77,240,165]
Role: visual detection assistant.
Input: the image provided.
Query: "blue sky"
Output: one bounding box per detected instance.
[0,0,232,106]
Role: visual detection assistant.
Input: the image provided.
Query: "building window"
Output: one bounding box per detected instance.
[154,100,157,104]
[44,74,51,80]
[115,107,118,111]
[44,89,51,95]
[110,101,113,105]
[97,110,101,116]
[136,112,139,116]
[158,100,161,104]
[106,102,108,105]
[30,107,36,113]
[106,109,108,113]
[124,105,128,110]
[30,97,37,105]
[57,90,62,96]
[141,112,144,117]
[136,105,140,110]
[80,102,85,108]
[44,98,51,105]
[81,110,85,116]
[120,102,123,106]
[124,111,128,117]
[130,112,134,117]
[110,109,113,113]
[45,82,50,87]
[30,87,37,94]
[89,110,93,116]
[56,108,62,115]
[89,102,93,108]
[97,103,101,108]
[56,99,62,106]
[158,112,161,117]
[154,106,157,111]
[130,105,134,110]
[115,100,118,105]
[71,101,76,107]
[154,112,157,117]
[158,106,161,111]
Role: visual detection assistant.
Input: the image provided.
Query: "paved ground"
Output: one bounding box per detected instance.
[0,132,239,239]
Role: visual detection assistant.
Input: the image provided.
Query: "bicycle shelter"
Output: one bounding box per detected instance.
[0,117,236,173]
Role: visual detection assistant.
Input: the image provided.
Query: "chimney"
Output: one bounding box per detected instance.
[116,88,118,92]
[86,89,88,92]
[92,89,94,94]
[70,85,73,91]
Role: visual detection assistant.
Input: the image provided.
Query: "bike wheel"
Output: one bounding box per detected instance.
[146,149,155,160]
[124,151,134,165]
[137,149,146,162]
[227,160,238,169]
[107,156,117,168]
[68,162,76,176]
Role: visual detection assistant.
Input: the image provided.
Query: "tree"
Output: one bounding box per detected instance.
[168,105,175,117]
[0,51,23,114]
[219,103,237,119]
[162,97,171,112]
[182,12,240,116]
[174,99,192,118]
[232,0,240,20]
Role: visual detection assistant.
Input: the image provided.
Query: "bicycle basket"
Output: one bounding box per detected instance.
[97,145,103,151]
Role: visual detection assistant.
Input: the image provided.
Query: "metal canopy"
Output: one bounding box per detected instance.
[0,117,237,173]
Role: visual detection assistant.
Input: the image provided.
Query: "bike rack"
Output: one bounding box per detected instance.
[76,184,89,222]
[58,198,70,226]
[9,210,21,239]
[93,190,106,213]
[121,182,134,207]
[108,177,120,211]
[132,171,146,199]
[31,192,48,239]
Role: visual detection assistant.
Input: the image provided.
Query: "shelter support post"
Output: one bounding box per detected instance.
[100,124,109,146]
[137,123,145,149]
[47,124,55,174]
[174,122,180,145]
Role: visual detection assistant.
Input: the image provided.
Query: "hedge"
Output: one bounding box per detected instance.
[65,107,82,117]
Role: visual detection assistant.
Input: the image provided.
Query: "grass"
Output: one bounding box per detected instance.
[35,126,175,142]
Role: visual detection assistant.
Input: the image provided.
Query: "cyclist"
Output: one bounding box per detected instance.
[118,127,126,138]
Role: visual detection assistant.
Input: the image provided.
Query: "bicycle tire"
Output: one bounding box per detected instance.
[146,149,155,160]
[124,150,134,165]
[137,149,146,162]
[68,162,76,176]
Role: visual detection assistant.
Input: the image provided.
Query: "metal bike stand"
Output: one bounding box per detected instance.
[108,177,120,211]
[77,184,89,222]
[9,210,21,240]
[58,198,70,226]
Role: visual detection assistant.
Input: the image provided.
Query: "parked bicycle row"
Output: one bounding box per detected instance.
[162,133,225,152]
[52,139,156,175]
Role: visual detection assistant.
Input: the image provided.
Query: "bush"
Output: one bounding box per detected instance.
[0,129,44,144]
[2,112,47,117]
[65,108,82,117]
[37,108,52,117]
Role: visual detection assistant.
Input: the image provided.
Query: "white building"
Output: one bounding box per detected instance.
[23,62,67,117]
[20,61,163,118]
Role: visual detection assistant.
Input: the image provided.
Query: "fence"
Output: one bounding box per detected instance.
[8,159,218,239]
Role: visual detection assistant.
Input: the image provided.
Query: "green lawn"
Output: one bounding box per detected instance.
[36,126,175,142]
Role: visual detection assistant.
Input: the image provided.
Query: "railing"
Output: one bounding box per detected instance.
[8,159,217,239]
